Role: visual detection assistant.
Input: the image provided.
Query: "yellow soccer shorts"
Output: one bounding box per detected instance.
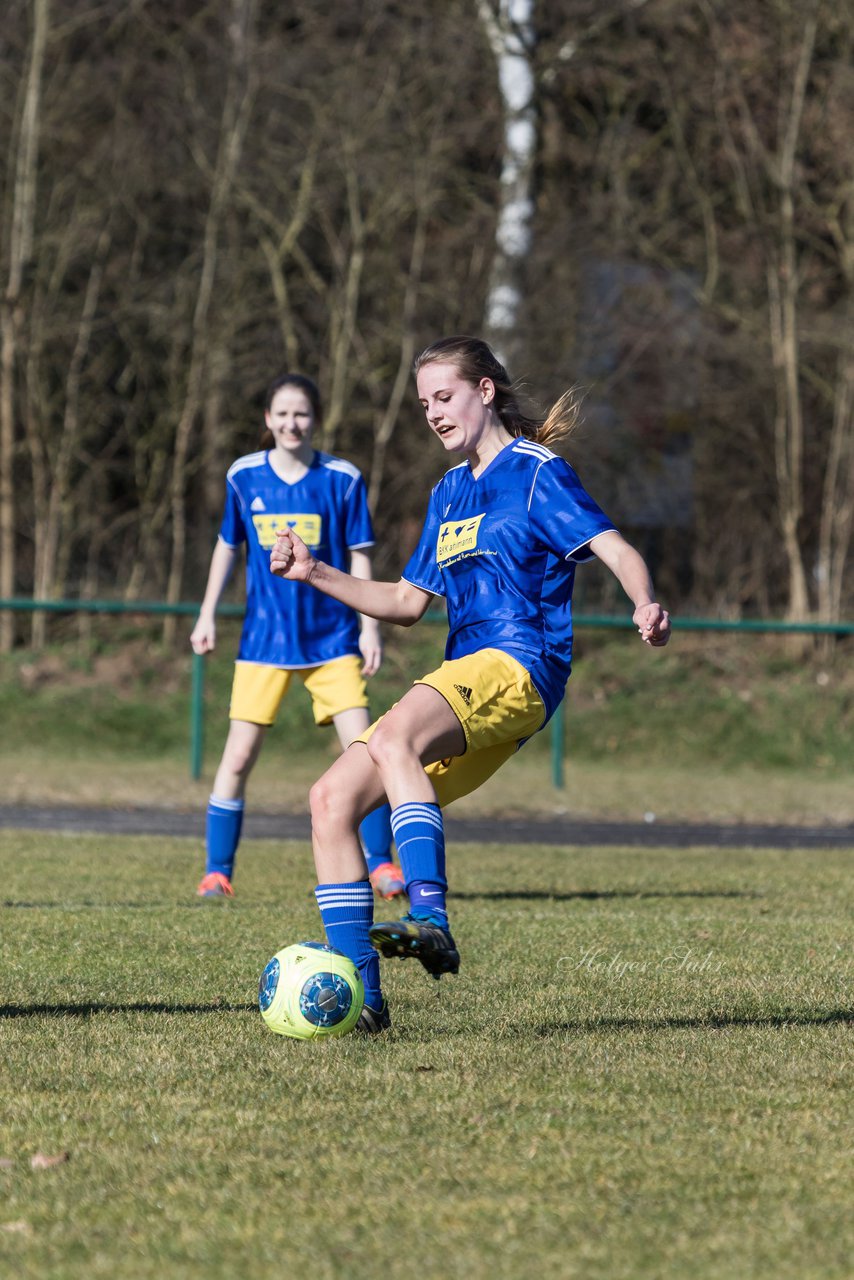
[357,648,546,808]
[229,654,369,727]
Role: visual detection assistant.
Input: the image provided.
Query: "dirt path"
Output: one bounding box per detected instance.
[1,804,851,849]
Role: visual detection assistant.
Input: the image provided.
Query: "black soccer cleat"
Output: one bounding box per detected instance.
[355,1000,392,1034]
[369,914,460,980]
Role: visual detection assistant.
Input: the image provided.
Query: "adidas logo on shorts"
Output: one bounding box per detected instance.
[453,684,473,706]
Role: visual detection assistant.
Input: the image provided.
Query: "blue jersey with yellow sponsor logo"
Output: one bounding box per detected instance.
[402,439,615,720]
[219,450,374,668]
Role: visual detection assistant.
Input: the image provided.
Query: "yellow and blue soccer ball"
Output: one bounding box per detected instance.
[258,942,364,1040]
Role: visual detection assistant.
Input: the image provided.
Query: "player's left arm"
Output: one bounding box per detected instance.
[589,530,671,646]
[349,548,383,676]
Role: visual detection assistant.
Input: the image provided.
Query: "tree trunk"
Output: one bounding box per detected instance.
[30,226,109,647]
[816,322,854,622]
[476,0,537,368]
[767,252,810,622]
[368,209,426,510]
[0,0,50,650]
[163,0,257,643]
[767,14,816,622]
[245,139,319,373]
[322,156,365,456]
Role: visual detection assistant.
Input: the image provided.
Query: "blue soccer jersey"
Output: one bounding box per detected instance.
[402,439,616,719]
[219,450,374,667]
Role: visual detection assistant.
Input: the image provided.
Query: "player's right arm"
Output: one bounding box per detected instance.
[190,539,239,654]
[271,529,431,626]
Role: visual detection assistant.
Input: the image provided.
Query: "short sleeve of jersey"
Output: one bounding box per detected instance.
[401,491,443,596]
[343,471,375,549]
[528,458,615,562]
[219,478,247,547]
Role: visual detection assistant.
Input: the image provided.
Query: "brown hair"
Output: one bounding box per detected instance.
[413,336,580,448]
[264,373,323,420]
[260,373,322,449]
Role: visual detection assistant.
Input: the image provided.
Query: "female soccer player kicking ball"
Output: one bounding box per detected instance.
[270,338,671,1033]
[191,372,403,902]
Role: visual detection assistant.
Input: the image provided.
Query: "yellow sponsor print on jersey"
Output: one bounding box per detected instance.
[436,514,485,564]
[253,513,322,550]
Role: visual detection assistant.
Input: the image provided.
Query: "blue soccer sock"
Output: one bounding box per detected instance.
[390,801,448,927]
[315,880,382,1011]
[205,796,245,879]
[358,802,394,875]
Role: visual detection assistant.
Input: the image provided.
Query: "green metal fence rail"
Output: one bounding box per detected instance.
[2,597,852,787]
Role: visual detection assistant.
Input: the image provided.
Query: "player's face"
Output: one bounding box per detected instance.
[265,387,315,453]
[416,361,495,454]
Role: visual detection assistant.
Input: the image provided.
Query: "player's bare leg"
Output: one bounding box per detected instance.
[363,685,464,976]
[364,684,465,805]
[310,685,465,1017]
[198,720,267,897]
[309,745,391,1027]
[309,743,388,883]
[331,707,404,900]
[311,685,464,878]
[212,719,268,800]
[330,705,371,752]
[313,685,464,980]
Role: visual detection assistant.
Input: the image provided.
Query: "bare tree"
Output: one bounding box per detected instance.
[807,30,854,625]
[0,0,49,650]
[29,224,111,645]
[717,7,817,621]
[562,0,853,620]
[476,0,538,367]
[162,0,258,641]
[18,1,845,623]
[696,2,852,621]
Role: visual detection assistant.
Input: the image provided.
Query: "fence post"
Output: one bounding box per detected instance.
[551,701,565,789]
[190,651,205,780]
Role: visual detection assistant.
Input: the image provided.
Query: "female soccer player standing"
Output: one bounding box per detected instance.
[270,338,671,1031]
[191,373,403,901]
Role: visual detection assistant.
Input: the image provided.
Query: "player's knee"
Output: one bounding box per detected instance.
[365,722,409,774]
[309,771,352,834]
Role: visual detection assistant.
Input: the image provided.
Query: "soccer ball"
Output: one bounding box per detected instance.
[258,942,364,1040]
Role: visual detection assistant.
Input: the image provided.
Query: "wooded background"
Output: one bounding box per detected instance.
[1,0,852,650]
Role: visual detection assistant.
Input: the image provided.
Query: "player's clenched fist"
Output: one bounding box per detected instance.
[633,602,671,647]
[270,528,315,582]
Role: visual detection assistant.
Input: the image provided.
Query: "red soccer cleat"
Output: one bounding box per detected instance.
[368,861,406,900]
[196,871,235,898]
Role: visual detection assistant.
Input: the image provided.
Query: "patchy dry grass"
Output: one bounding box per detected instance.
[2,624,852,826]
[0,831,851,1279]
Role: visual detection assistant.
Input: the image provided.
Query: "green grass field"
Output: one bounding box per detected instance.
[1,831,851,1279]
